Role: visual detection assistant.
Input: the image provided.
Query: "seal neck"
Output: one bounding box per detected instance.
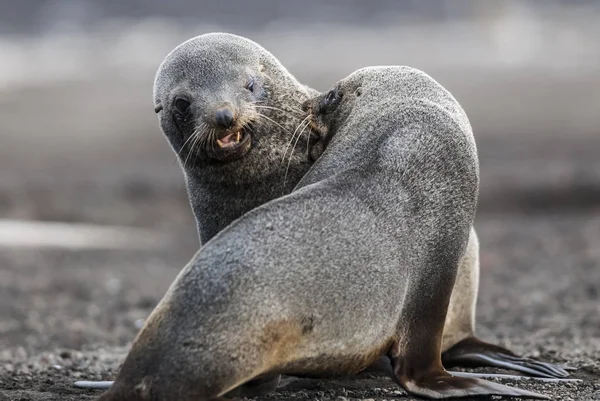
[184,166,301,244]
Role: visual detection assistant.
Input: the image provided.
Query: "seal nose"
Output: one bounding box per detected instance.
[215,107,234,129]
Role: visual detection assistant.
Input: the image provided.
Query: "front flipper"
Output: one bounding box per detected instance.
[442,336,570,378]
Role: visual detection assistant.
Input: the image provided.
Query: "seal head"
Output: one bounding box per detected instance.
[153,33,318,243]
[154,38,265,163]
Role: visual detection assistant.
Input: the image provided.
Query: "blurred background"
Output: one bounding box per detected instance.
[0,1,599,395]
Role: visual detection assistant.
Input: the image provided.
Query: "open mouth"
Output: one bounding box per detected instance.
[212,126,252,162]
[216,129,244,148]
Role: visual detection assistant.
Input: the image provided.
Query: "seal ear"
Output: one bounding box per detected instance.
[154,103,163,114]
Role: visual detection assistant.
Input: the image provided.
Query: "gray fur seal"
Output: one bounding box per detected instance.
[153,32,318,244]
[94,66,548,400]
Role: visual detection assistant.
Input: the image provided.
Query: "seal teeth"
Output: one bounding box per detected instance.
[216,130,243,148]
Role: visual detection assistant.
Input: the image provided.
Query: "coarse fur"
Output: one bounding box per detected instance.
[95,66,548,400]
[153,32,319,244]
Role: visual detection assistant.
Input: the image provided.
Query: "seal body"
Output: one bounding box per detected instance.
[96,66,547,400]
[153,32,318,244]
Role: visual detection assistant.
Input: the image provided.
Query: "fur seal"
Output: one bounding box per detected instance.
[94,66,548,400]
[153,32,319,244]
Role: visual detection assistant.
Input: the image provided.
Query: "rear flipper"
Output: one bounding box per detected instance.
[385,248,550,400]
[442,336,570,378]
[448,371,581,383]
[379,355,549,399]
[74,380,113,389]
[74,375,282,397]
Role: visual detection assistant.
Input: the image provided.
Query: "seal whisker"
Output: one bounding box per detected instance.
[187,124,210,168]
[303,116,318,156]
[179,126,203,157]
[283,119,309,185]
[283,115,311,163]
[255,112,294,136]
[183,130,201,168]
[208,128,217,153]
[199,128,211,153]
[182,135,195,168]
[254,104,304,117]
[306,124,312,156]
[251,99,305,115]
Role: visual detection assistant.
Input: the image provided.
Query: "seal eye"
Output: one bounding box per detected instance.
[174,97,190,114]
[245,78,255,93]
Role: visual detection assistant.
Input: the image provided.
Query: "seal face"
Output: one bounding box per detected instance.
[156,63,262,164]
[165,75,257,163]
